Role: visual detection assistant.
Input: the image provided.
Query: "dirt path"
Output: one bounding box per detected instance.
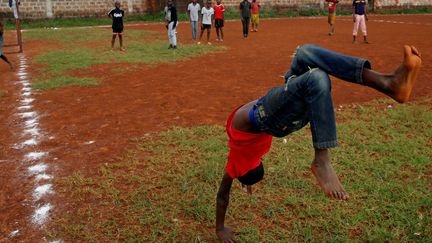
[0,15,431,241]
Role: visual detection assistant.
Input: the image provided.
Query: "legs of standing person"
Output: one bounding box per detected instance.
[206,27,211,44]
[198,24,205,44]
[242,17,250,37]
[252,14,259,32]
[191,21,197,40]
[111,33,116,50]
[241,19,246,37]
[328,14,335,35]
[118,32,125,51]
[352,14,361,43]
[216,27,220,41]
[168,22,177,49]
[0,54,13,70]
[245,17,250,37]
[360,16,368,43]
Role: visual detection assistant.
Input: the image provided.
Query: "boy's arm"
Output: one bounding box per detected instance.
[216,173,236,242]
[365,2,368,20]
[352,3,356,22]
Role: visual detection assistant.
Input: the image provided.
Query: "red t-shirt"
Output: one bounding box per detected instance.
[251,2,260,14]
[214,4,224,19]
[328,0,338,13]
[225,106,273,179]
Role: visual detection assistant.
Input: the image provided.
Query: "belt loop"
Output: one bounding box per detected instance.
[284,75,296,91]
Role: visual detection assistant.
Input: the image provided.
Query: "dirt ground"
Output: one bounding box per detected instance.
[0,14,431,241]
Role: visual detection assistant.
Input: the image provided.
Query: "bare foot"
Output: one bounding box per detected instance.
[390,45,422,103]
[311,158,349,200]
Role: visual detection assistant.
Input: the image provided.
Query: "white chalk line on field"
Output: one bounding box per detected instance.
[6,55,58,241]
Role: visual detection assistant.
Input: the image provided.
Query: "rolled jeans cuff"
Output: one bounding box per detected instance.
[313,140,338,150]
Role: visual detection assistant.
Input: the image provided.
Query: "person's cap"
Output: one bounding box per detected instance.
[237,161,264,186]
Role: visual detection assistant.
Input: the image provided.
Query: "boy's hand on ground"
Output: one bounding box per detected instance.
[217,227,236,243]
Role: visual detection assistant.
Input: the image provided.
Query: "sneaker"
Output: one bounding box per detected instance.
[172,45,177,49]
[168,44,173,49]
[220,39,224,42]
[197,41,201,45]
[120,47,126,51]
[207,42,212,45]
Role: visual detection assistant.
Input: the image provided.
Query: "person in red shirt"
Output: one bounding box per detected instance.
[216,44,422,241]
[251,0,260,32]
[326,0,339,35]
[214,0,225,42]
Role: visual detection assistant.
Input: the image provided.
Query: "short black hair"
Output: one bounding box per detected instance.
[238,162,264,186]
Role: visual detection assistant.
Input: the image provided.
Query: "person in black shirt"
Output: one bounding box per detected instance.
[165,0,178,49]
[108,1,125,51]
[239,0,252,38]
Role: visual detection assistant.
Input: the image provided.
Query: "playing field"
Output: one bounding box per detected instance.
[0,14,431,241]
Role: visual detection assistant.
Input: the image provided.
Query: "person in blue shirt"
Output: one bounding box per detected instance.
[352,0,369,43]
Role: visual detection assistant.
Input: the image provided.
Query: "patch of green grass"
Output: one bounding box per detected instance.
[31,76,98,91]
[25,28,224,90]
[47,98,432,242]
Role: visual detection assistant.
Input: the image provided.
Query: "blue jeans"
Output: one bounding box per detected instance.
[253,44,371,149]
[190,21,198,40]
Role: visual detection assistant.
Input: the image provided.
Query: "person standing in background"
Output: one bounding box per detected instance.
[326,0,339,36]
[214,0,225,42]
[187,0,200,41]
[352,0,369,43]
[239,0,252,38]
[251,0,260,32]
[165,0,178,49]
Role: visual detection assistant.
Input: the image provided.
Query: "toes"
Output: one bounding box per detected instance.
[403,45,411,58]
[411,45,421,57]
[329,190,349,200]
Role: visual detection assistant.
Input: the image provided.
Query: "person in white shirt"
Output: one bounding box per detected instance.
[187,0,200,40]
[198,0,214,45]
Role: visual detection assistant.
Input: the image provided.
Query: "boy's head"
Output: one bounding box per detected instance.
[114,1,121,8]
[216,0,221,4]
[237,161,264,186]
[206,0,212,7]
[168,0,173,6]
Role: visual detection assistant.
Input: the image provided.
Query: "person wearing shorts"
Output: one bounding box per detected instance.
[326,0,339,35]
[214,0,225,42]
[198,0,214,45]
[251,0,260,32]
[108,1,125,51]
